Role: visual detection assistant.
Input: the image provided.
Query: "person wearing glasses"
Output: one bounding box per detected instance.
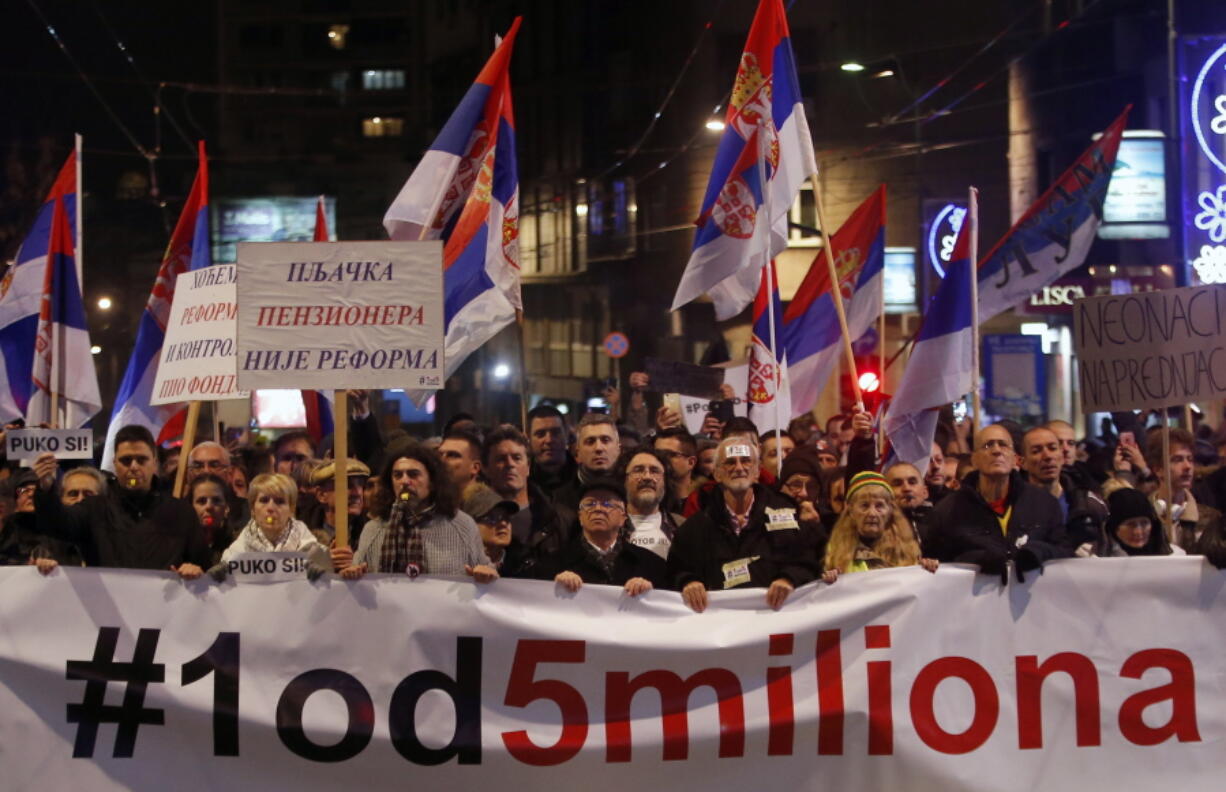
[462,484,531,577]
[927,423,1072,581]
[619,448,682,560]
[30,425,209,578]
[539,478,666,596]
[667,437,821,613]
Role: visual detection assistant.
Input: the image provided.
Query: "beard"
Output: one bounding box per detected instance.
[630,486,663,512]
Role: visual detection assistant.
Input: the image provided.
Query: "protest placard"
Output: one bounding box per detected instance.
[236,241,445,391]
[152,264,248,405]
[1073,284,1226,412]
[679,362,748,434]
[6,428,92,463]
[644,357,726,399]
[225,552,311,584]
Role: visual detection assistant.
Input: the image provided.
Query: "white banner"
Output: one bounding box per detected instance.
[1,560,1223,790]
[151,264,248,405]
[236,241,444,391]
[1073,284,1226,412]
[6,427,92,462]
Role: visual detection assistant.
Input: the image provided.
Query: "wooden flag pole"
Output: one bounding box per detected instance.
[810,170,864,412]
[877,267,886,459]
[173,401,202,498]
[968,187,982,434]
[333,389,349,549]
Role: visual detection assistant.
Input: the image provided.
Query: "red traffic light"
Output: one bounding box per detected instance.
[858,371,881,393]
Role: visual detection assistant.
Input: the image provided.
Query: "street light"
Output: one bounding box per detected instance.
[90,345,101,355]
[492,363,511,380]
[840,61,866,72]
[705,118,726,132]
[97,296,113,310]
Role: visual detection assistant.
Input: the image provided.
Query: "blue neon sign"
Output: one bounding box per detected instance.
[1181,36,1226,284]
[923,201,966,279]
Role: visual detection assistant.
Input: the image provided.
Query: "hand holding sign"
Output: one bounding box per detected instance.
[33,453,58,491]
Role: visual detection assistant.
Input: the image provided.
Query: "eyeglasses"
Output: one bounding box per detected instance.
[579,499,625,512]
[628,465,665,477]
[116,455,151,467]
[278,453,309,464]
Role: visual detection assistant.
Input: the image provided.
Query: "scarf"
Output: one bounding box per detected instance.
[851,540,890,571]
[241,518,315,553]
[580,537,622,582]
[380,500,431,575]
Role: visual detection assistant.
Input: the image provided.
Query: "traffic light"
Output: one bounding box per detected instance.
[840,358,886,413]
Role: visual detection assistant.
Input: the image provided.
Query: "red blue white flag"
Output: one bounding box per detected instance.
[671,0,816,320]
[103,141,210,469]
[747,260,790,433]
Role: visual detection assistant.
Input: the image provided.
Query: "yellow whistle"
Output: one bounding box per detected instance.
[399,492,410,500]
[265,516,275,524]
[128,478,137,487]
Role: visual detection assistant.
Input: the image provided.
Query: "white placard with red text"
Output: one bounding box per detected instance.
[236,241,444,391]
[151,264,249,405]
[0,559,1223,790]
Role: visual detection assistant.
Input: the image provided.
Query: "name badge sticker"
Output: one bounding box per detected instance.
[765,507,799,531]
[721,555,759,589]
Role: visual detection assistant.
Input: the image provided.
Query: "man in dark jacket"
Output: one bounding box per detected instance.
[31,425,209,574]
[668,437,820,612]
[539,478,667,595]
[1020,425,1107,549]
[484,425,568,576]
[928,423,1072,580]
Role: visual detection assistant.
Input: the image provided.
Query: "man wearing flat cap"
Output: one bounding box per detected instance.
[538,478,667,597]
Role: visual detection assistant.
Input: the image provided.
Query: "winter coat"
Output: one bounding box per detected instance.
[536,535,669,589]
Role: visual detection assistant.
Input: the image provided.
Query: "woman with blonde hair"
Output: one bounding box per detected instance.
[822,471,938,583]
[216,473,328,572]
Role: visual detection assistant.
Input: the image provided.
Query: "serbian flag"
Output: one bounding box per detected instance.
[977,107,1129,321]
[747,261,791,434]
[389,18,522,402]
[884,190,976,470]
[671,0,816,320]
[303,198,335,443]
[782,186,886,414]
[103,141,210,470]
[0,148,81,423]
[26,190,100,428]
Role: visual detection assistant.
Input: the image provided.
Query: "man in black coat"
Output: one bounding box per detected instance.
[667,437,820,612]
[539,478,667,596]
[1019,425,1107,550]
[32,425,209,575]
[927,423,1072,581]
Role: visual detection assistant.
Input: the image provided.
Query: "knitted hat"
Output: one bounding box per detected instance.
[1105,487,1158,535]
[779,446,823,484]
[845,471,893,502]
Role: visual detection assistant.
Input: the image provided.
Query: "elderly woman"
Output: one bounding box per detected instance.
[822,471,938,583]
[219,473,326,564]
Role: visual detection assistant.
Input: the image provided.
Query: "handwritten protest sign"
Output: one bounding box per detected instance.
[1073,284,1226,412]
[6,428,92,463]
[152,264,248,405]
[236,241,444,391]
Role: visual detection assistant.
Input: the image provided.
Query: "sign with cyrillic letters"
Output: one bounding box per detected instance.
[1074,284,1226,412]
[7,428,92,462]
[0,560,1222,790]
[151,263,248,405]
[236,241,444,391]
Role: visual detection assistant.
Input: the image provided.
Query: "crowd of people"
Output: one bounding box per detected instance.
[4,381,1226,610]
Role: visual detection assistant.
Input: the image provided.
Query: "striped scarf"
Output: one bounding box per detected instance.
[380,500,430,575]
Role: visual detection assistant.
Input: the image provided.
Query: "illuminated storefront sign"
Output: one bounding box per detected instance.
[921,199,966,279]
[1181,37,1226,284]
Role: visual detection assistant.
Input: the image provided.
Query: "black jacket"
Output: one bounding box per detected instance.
[34,477,209,570]
[927,470,1073,570]
[511,482,571,576]
[666,483,820,592]
[0,511,81,566]
[537,535,669,589]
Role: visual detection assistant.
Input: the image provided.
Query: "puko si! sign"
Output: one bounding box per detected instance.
[1182,37,1226,285]
[236,241,444,391]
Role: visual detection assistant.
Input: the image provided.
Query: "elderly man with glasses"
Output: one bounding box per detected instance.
[667,437,820,613]
[538,478,666,597]
[927,423,1072,581]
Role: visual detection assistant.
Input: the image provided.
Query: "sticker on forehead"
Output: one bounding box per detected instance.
[725,444,752,459]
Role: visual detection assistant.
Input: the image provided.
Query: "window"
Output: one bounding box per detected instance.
[361,116,404,137]
[327,24,349,50]
[361,70,406,90]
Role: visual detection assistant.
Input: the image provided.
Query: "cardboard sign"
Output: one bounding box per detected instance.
[680,362,749,434]
[236,241,445,391]
[1073,284,1226,412]
[6,428,92,463]
[644,357,725,399]
[225,552,311,584]
[152,264,249,405]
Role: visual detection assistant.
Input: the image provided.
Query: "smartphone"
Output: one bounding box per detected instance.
[708,398,735,424]
[663,392,682,416]
[1120,431,1136,447]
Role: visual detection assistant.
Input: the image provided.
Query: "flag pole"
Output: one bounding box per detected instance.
[173,401,202,498]
[877,260,886,459]
[333,390,349,549]
[968,187,982,435]
[754,125,784,477]
[810,169,864,412]
[517,311,529,429]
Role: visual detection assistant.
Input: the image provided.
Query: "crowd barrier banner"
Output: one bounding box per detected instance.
[235,240,445,392]
[1,559,1223,791]
[1073,283,1226,412]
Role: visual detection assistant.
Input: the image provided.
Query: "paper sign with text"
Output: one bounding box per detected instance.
[6,428,92,463]
[1073,284,1226,412]
[236,241,444,391]
[151,264,249,405]
[225,552,311,584]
